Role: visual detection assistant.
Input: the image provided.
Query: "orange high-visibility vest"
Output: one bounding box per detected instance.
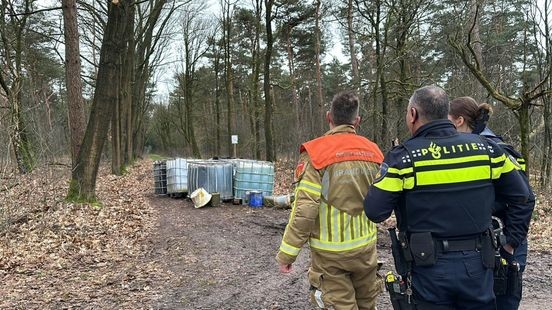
[301,133,384,169]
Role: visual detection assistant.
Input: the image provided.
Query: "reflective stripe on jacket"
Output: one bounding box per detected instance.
[277,125,383,264]
[364,120,530,241]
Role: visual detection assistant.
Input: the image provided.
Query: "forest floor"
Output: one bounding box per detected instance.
[0,158,551,309]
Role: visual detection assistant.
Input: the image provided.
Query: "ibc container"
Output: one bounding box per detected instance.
[166,158,200,194]
[230,159,274,201]
[188,161,233,200]
[153,160,167,195]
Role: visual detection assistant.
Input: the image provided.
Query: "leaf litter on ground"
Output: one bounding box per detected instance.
[0,157,550,308]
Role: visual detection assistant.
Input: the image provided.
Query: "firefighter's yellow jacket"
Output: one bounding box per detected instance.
[277,125,384,264]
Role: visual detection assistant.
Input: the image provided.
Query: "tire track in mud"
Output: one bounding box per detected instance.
[146,197,313,309]
[146,196,551,309]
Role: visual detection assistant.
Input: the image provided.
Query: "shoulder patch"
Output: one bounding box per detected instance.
[374,163,389,183]
[294,161,307,182]
[508,154,522,170]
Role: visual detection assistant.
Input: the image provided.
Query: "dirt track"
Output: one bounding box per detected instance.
[1,160,550,309]
[145,195,552,310]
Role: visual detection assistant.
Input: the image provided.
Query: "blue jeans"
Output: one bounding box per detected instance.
[412,250,495,310]
[496,240,527,310]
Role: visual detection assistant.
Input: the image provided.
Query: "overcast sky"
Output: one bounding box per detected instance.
[34,0,548,100]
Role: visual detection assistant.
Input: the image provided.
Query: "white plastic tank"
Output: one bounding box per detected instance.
[166,158,200,194]
[188,160,233,200]
[228,159,274,200]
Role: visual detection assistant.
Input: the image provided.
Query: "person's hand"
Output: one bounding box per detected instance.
[503,244,514,255]
[279,263,292,273]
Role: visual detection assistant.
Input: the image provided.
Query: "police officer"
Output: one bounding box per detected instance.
[277,91,384,309]
[364,86,531,309]
[449,96,535,310]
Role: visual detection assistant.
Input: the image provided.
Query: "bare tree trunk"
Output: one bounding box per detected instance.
[540,0,551,189]
[395,43,407,141]
[308,86,314,136]
[246,89,256,157]
[347,0,359,91]
[0,0,34,173]
[112,1,134,175]
[111,72,122,175]
[543,91,551,188]
[541,0,552,189]
[379,72,389,146]
[223,0,235,157]
[469,0,485,100]
[68,0,129,202]
[373,0,389,146]
[62,0,86,169]
[123,3,135,165]
[264,0,275,161]
[314,0,325,135]
[253,0,262,159]
[10,94,32,173]
[285,25,301,144]
[179,3,209,158]
[356,0,393,144]
[132,0,171,158]
[184,69,201,158]
[213,45,222,156]
[518,101,531,172]
[390,0,421,143]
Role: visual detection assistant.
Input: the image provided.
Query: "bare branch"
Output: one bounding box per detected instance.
[527,74,551,100]
[466,3,482,71]
[80,53,99,69]
[448,37,520,110]
[7,6,62,17]
[528,89,552,103]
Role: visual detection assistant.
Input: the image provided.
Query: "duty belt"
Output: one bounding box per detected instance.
[435,238,480,252]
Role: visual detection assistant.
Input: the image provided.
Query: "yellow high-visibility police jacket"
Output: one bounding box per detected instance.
[277,125,383,265]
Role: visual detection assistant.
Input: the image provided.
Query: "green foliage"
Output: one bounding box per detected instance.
[23,11,64,82]
[4,0,544,176]
[323,58,349,98]
[274,0,324,75]
[149,154,168,161]
[121,164,130,176]
[426,0,540,98]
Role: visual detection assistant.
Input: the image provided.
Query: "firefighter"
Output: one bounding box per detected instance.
[449,96,535,310]
[364,86,531,309]
[276,91,384,310]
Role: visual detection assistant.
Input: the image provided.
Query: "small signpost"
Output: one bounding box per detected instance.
[231,135,238,158]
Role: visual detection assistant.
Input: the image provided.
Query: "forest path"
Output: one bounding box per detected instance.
[1,158,549,309]
[144,195,552,309]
